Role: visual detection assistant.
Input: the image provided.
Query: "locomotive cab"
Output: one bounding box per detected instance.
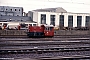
[44,26,54,37]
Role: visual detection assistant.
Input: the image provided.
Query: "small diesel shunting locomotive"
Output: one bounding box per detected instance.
[27,25,54,37]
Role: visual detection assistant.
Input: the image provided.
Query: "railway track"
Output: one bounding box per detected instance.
[0,34,90,38]
[1,51,90,59]
[0,45,90,54]
[0,37,90,41]
[0,35,90,59]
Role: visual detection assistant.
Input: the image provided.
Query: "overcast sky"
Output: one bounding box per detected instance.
[0,0,90,13]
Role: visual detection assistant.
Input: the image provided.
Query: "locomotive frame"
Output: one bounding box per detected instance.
[27,25,54,38]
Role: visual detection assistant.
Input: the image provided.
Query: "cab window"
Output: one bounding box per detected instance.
[50,27,53,31]
[45,27,53,31]
[45,27,48,30]
[29,24,32,26]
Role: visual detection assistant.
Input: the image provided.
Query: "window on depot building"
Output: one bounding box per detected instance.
[77,16,82,27]
[41,14,46,24]
[6,9,7,11]
[50,15,55,26]
[15,9,17,11]
[10,9,12,11]
[85,16,90,27]
[59,15,64,28]
[19,9,20,11]
[68,15,73,27]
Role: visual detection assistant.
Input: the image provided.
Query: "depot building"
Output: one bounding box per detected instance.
[28,7,90,28]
